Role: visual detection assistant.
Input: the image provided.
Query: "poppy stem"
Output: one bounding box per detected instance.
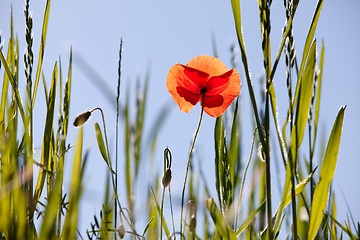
[179,96,205,239]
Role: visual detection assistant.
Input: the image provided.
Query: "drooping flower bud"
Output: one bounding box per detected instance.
[73,110,91,127]
[117,222,126,239]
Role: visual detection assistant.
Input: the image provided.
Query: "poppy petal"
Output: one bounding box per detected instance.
[202,69,241,118]
[166,64,203,113]
[187,55,229,77]
[206,69,234,96]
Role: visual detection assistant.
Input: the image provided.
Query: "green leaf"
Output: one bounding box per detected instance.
[142,217,154,237]
[228,98,239,194]
[0,47,25,124]
[95,123,114,174]
[236,199,266,236]
[151,188,170,238]
[32,0,51,109]
[313,42,325,151]
[214,115,231,213]
[206,197,237,240]
[292,0,324,114]
[308,106,346,240]
[291,40,317,152]
[62,126,84,239]
[33,62,58,213]
[274,40,317,232]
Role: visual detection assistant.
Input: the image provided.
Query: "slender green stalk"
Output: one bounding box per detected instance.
[180,98,204,238]
[115,38,122,238]
[90,107,136,236]
[235,127,257,229]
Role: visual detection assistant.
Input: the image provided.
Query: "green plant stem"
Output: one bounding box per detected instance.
[91,107,136,236]
[264,93,273,240]
[179,99,204,239]
[235,127,257,229]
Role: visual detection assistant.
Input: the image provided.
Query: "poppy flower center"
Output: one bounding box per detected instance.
[200,86,208,95]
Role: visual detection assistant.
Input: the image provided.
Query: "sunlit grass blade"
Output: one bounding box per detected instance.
[100,174,113,240]
[308,106,346,240]
[230,0,263,144]
[327,213,357,239]
[142,217,154,237]
[0,45,11,129]
[236,199,266,236]
[62,126,85,239]
[0,47,25,123]
[214,115,231,213]
[292,0,324,115]
[274,40,316,233]
[33,62,58,214]
[312,42,325,152]
[206,197,237,240]
[32,0,51,109]
[95,122,115,174]
[147,180,159,239]
[151,188,170,238]
[228,98,239,195]
[291,40,317,151]
[39,161,63,239]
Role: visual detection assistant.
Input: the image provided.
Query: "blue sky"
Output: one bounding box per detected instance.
[1,0,359,237]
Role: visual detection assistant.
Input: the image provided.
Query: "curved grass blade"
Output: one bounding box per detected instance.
[32,62,58,213]
[291,0,324,120]
[0,48,25,123]
[308,106,346,240]
[228,98,239,194]
[150,188,170,238]
[274,40,316,232]
[95,122,115,174]
[32,0,51,109]
[62,126,85,239]
[236,199,266,236]
[206,197,237,240]
[312,42,325,152]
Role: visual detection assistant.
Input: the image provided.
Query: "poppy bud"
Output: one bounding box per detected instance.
[117,222,126,239]
[73,111,91,127]
[161,168,172,188]
[187,200,197,233]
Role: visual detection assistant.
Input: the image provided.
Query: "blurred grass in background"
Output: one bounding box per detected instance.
[0,0,358,239]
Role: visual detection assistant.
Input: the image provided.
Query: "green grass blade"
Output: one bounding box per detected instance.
[32,62,58,213]
[95,122,115,174]
[0,48,25,123]
[151,188,170,238]
[228,98,239,195]
[308,106,346,240]
[313,42,325,150]
[291,40,317,152]
[214,115,230,213]
[0,47,11,128]
[62,126,84,239]
[32,0,51,109]
[206,197,237,240]
[292,0,324,113]
[62,48,72,138]
[230,0,264,149]
[275,41,316,229]
[236,199,266,236]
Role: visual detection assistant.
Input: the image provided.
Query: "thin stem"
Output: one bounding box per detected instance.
[179,98,205,239]
[91,107,137,236]
[264,92,273,240]
[235,127,257,229]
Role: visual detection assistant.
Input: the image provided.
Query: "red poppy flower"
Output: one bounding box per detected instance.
[166,55,241,117]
